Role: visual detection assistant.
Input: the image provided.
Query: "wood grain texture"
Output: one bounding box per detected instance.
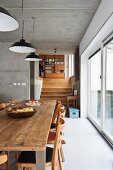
[67,95,78,107]
[45,73,65,78]
[41,78,72,105]
[0,154,7,165]
[0,100,56,151]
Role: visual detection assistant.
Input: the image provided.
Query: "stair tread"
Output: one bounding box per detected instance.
[42,91,72,93]
[41,95,70,97]
[40,97,67,101]
[41,78,72,104]
[42,87,72,89]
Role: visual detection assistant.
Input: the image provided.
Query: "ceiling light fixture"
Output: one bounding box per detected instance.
[0,7,19,32]
[25,17,42,61]
[9,0,36,53]
[25,52,42,61]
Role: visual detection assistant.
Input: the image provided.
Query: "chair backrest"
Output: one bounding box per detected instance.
[52,102,64,123]
[59,107,66,118]
[0,154,7,165]
[58,115,65,132]
[52,117,62,169]
[54,101,61,113]
[54,107,65,129]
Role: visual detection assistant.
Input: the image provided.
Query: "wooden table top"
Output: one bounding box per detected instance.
[0,100,56,151]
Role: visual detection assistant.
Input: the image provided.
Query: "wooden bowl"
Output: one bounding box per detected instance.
[6,109,37,118]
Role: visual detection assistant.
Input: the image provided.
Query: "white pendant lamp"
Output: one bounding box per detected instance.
[0,7,19,32]
[25,17,42,61]
[9,0,36,53]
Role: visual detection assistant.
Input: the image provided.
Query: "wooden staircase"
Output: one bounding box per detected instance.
[40,78,72,105]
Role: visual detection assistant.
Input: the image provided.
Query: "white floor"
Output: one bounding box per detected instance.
[9,118,113,170]
[55,118,113,170]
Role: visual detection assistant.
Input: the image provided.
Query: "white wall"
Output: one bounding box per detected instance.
[65,55,69,78]
[80,0,113,118]
[80,54,88,118]
[34,62,43,100]
[65,54,75,78]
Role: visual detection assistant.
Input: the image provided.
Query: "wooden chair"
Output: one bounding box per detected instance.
[48,116,65,144]
[0,154,7,165]
[51,103,65,131]
[17,117,63,170]
[48,115,66,163]
[67,95,77,107]
[0,152,7,170]
[51,101,62,125]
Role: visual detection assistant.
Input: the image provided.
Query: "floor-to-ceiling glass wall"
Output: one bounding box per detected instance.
[89,51,101,126]
[88,36,113,143]
[103,40,113,139]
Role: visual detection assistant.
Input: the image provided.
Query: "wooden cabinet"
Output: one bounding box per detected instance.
[55,64,64,71]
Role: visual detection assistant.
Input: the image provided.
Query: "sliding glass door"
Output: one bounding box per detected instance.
[89,51,101,126]
[88,37,113,143]
[103,40,113,139]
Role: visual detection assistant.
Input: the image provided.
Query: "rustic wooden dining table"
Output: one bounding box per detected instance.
[0,99,56,170]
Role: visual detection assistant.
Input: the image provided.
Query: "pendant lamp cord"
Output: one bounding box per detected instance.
[31,17,35,43]
[22,0,24,39]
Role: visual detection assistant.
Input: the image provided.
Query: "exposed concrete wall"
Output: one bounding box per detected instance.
[0,43,30,102]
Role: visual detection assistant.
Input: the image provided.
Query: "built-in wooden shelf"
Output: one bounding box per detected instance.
[39,55,65,78]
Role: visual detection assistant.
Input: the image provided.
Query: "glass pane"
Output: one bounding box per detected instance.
[90,51,101,125]
[104,41,113,138]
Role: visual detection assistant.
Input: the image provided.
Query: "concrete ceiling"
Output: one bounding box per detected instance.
[0,0,101,54]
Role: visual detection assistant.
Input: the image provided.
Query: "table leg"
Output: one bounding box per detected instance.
[36,151,45,170]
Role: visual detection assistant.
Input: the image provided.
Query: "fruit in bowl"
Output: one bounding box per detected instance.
[0,103,10,110]
[5,106,34,113]
[5,106,36,118]
[0,103,5,110]
[5,107,12,112]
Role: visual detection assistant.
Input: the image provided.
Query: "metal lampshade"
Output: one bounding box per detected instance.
[9,0,36,54]
[9,39,36,53]
[0,7,19,31]
[24,52,42,61]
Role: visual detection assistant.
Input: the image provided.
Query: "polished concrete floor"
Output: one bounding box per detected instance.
[3,118,113,170]
[92,117,113,136]
[61,118,113,170]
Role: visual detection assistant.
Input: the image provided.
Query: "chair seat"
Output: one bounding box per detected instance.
[48,132,56,142]
[18,147,53,164]
[50,123,56,129]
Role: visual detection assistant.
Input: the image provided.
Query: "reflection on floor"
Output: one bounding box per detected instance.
[2,118,113,170]
[47,118,113,170]
[91,117,113,136]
